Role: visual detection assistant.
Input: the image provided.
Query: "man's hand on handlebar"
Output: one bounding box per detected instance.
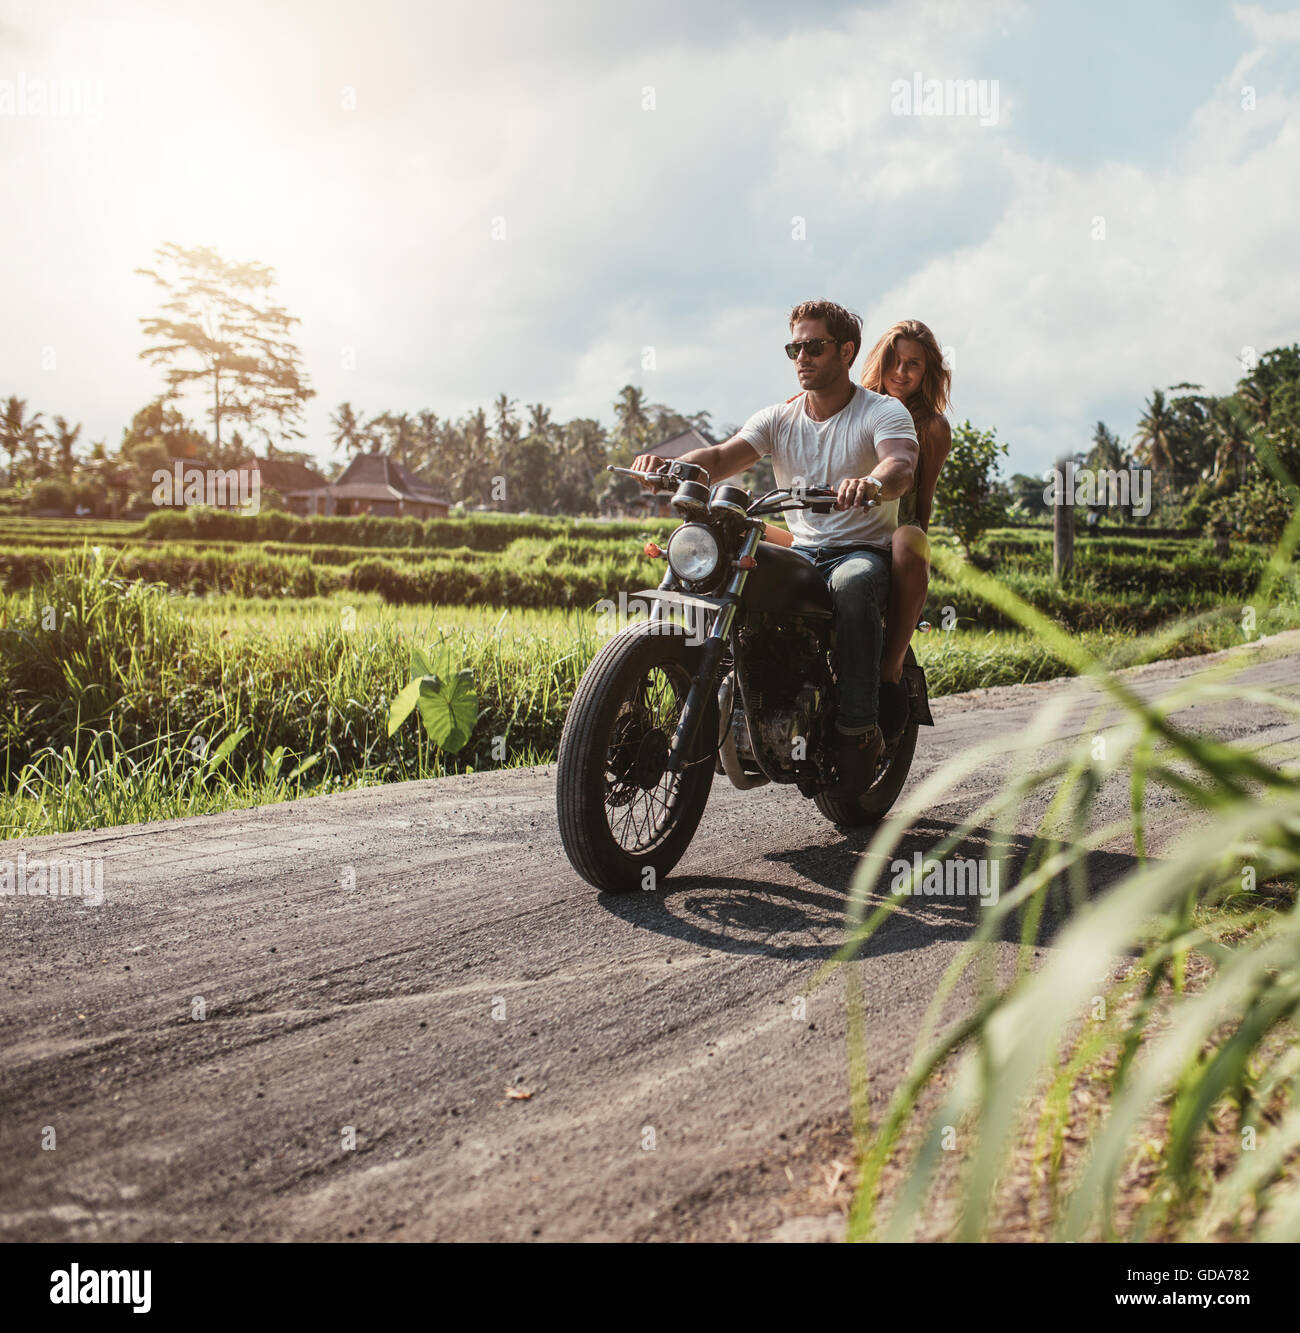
[835,475,882,511]
[630,454,671,489]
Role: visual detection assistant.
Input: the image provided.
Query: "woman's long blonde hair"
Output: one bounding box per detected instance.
[860,319,951,423]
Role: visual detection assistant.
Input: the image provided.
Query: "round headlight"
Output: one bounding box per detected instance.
[667,523,721,583]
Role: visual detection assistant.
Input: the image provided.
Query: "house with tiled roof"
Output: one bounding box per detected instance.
[285,451,451,518]
[151,455,330,512]
[247,456,329,496]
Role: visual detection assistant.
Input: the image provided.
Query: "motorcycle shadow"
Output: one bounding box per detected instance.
[600,818,1147,963]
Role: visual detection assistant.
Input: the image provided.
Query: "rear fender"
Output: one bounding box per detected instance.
[901,651,934,726]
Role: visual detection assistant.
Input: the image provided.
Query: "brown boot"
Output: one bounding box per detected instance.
[829,725,884,801]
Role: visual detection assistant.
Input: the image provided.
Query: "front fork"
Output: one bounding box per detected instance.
[663,523,762,776]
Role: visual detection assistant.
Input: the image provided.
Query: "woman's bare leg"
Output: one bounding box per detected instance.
[882,524,930,682]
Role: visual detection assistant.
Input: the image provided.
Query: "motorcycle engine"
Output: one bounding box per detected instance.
[735,622,828,771]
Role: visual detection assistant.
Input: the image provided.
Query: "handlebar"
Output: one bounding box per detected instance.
[750,483,880,515]
[608,465,879,512]
[607,464,686,492]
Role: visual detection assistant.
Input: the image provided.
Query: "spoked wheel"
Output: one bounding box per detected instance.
[557,623,716,892]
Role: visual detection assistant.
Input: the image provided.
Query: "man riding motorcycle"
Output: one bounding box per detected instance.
[632,299,918,802]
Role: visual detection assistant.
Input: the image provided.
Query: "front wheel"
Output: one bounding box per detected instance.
[557,624,716,892]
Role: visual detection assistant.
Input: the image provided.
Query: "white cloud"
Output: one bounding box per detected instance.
[1233,3,1300,44]
[1,0,1295,485]
[862,14,1300,471]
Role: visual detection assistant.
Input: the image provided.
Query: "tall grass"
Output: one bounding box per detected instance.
[0,550,600,836]
[0,526,1278,626]
[2,534,1297,839]
[825,496,1300,1242]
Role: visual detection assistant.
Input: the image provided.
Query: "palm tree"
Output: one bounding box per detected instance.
[492,393,519,443]
[1086,420,1124,472]
[451,407,494,505]
[329,401,369,457]
[557,417,606,513]
[80,438,125,518]
[1211,400,1255,488]
[370,410,416,466]
[1132,390,1176,512]
[50,416,82,479]
[648,404,689,441]
[492,393,520,456]
[396,411,419,467]
[1,396,45,485]
[526,403,553,442]
[488,395,520,509]
[1236,375,1270,428]
[1166,382,1216,482]
[612,385,650,458]
[603,386,654,511]
[413,409,446,490]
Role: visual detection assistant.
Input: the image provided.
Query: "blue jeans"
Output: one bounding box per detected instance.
[791,543,892,735]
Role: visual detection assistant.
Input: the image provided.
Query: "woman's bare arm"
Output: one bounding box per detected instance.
[912,415,951,533]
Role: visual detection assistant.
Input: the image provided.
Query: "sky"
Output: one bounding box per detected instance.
[2,0,1299,479]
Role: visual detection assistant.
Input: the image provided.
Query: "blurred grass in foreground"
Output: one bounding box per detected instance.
[822,488,1300,1242]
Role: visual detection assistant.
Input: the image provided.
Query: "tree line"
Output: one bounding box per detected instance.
[2,239,1295,538]
[325,386,745,513]
[1002,347,1300,541]
[0,381,745,517]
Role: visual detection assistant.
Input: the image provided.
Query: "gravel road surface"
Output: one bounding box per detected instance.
[3,632,1297,1242]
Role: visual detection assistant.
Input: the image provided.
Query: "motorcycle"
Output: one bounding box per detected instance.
[556,460,935,893]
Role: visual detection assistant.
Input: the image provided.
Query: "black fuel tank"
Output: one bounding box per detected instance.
[743,541,833,618]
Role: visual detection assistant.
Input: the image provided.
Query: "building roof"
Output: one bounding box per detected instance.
[283,450,451,507]
[285,483,451,505]
[321,483,415,502]
[250,457,328,492]
[335,451,445,498]
[653,428,717,457]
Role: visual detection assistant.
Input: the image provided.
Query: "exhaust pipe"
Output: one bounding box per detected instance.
[716,673,769,790]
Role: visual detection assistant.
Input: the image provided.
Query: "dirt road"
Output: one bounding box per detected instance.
[3,632,1297,1241]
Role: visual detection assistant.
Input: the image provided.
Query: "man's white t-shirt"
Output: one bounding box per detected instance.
[737,385,918,549]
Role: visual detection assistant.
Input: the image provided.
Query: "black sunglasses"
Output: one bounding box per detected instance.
[784,338,839,359]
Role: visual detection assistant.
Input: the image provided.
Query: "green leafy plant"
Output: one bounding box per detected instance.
[28,478,76,513]
[933,420,1010,557]
[1204,474,1296,547]
[386,641,479,753]
[261,744,321,788]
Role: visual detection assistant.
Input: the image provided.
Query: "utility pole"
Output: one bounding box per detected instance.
[1053,456,1074,582]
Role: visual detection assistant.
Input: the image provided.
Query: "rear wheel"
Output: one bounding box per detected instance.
[557,624,716,892]
[813,721,918,827]
[814,644,925,828]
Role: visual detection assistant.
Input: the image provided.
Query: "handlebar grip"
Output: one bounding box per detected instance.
[804,485,878,508]
[608,464,672,489]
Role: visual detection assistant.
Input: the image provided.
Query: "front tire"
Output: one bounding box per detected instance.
[557,623,716,892]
